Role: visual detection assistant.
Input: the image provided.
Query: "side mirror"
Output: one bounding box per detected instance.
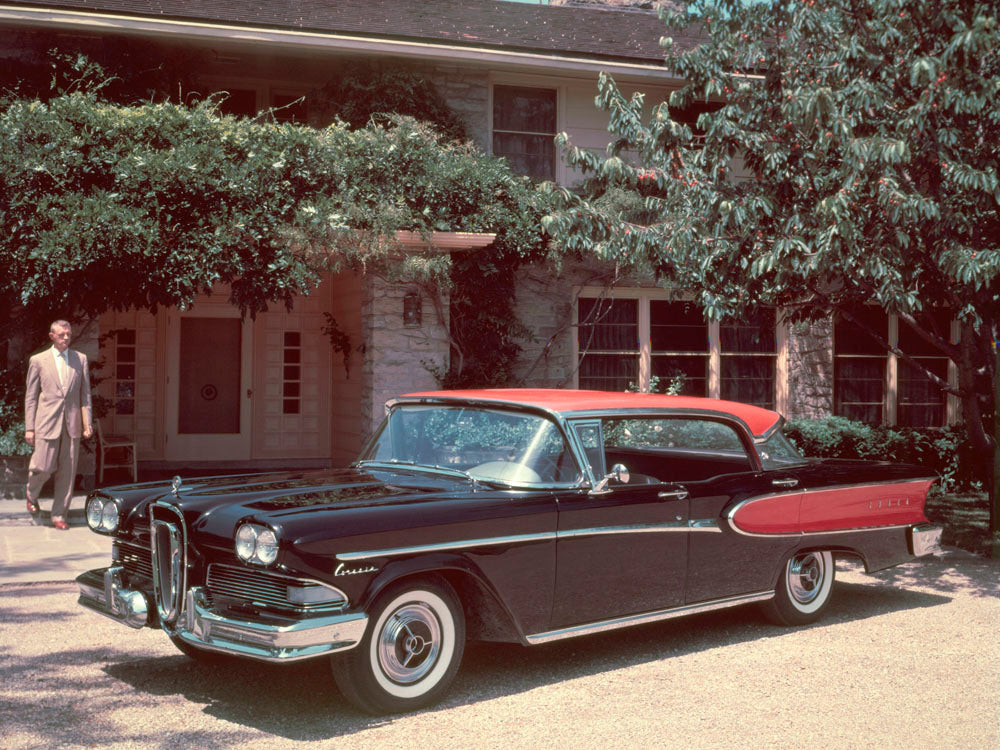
[590,463,630,495]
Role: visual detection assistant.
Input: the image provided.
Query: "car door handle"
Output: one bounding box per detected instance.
[772,478,799,488]
[658,488,689,501]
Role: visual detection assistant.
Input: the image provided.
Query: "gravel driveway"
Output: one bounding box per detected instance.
[2,551,997,750]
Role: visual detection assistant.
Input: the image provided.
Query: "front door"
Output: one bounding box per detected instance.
[165,309,253,461]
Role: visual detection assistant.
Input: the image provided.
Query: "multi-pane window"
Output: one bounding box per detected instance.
[898,312,950,427]
[577,292,781,407]
[282,332,302,414]
[492,85,557,181]
[834,309,888,423]
[721,309,777,409]
[650,301,708,396]
[834,309,951,426]
[113,330,136,415]
[577,298,638,392]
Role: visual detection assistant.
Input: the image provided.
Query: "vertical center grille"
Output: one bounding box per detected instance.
[149,503,186,625]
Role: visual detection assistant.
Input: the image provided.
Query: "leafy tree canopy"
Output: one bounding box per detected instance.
[0,80,547,347]
[543,0,999,532]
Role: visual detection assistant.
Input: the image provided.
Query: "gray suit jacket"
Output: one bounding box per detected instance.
[24,348,92,440]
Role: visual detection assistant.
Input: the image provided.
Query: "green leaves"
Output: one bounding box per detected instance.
[0,94,548,333]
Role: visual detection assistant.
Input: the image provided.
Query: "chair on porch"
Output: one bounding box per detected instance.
[95,419,137,484]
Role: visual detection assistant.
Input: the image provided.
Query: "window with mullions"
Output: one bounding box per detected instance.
[834,309,888,424]
[898,312,951,427]
[576,292,780,406]
[577,297,638,392]
[492,85,557,181]
[113,330,136,415]
[282,332,302,415]
[650,301,709,396]
[721,310,777,409]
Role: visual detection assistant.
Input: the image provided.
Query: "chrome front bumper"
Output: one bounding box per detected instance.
[76,566,368,662]
[910,523,943,557]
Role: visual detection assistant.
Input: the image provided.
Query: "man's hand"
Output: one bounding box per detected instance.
[83,426,93,439]
[25,430,34,447]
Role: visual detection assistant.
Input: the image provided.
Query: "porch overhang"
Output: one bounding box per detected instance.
[394,231,496,253]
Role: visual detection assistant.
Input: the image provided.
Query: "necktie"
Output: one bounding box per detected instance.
[57,353,66,386]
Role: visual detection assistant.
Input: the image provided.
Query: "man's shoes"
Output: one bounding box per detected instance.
[52,519,70,530]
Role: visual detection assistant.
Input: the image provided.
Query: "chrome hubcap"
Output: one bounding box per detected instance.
[377,603,441,684]
[788,553,825,604]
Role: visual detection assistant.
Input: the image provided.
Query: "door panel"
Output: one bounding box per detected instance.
[178,317,241,434]
[683,473,797,604]
[551,484,689,628]
[165,311,252,460]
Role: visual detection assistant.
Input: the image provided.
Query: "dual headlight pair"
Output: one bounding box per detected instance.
[235,523,279,566]
[86,496,121,533]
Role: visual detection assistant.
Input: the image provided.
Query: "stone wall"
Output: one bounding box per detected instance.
[428,64,490,151]
[785,318,835,419]
[360,277,451,439]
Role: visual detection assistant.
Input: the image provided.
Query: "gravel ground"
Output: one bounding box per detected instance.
[2,551,997,750]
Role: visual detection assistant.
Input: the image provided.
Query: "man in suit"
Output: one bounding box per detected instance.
[24,320,93,529]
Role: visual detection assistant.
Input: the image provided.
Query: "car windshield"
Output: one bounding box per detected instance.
[358,404,582,486]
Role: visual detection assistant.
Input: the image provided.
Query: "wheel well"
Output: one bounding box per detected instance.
[364,568,522,644]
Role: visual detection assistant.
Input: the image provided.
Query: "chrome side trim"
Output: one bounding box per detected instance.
[557,522,689,538]
[336,532,556,561]
[726,478,938,538]
[173,587,367,662]
[337,521,724,561]
[525,590,775,645]
[688,518,722,532]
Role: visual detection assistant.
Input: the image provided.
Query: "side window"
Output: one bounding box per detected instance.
[572,421,606,478]
[602,417,752,482]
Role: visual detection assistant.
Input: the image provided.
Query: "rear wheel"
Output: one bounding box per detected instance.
[762,550,835,626]
[332,577,465,715]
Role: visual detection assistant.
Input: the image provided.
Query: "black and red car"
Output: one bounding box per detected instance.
[77,389,942,714]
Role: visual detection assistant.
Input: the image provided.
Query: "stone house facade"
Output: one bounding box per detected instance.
[1,0,956,479]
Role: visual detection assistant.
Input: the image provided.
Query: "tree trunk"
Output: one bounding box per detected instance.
[992,333,999,558]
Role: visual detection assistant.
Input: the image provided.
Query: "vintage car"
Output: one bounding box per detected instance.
[77,389,942,714]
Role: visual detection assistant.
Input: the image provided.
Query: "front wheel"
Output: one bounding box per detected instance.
[332,578,465,715]
[761,550,835,626]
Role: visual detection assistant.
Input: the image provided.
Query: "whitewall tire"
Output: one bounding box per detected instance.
[762,550,835,626]
[332,577,465,715]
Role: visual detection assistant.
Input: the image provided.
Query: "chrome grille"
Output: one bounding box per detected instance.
[149,503,186,625]
[206,564,347,613]
[116,539,153,581]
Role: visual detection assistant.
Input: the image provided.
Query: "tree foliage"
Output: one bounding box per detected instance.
[0,69,548,407]
[544,0,1000,535]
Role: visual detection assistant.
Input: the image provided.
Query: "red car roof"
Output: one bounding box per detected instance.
[401,389,782,438]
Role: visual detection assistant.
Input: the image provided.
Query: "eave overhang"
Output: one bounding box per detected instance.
[394,231,496,253]
[0,4,686,84]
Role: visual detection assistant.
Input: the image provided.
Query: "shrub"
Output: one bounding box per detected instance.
[783,416,980,493]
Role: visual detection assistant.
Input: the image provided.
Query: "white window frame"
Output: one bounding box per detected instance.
[489,78,562,183]
[834,313,959,426]
[573,287,789,413]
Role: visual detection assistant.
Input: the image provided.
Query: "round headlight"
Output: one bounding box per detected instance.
[100,501,119,532]
[235,524,257,561]
[255,528,278,565]
[86,498,104,530]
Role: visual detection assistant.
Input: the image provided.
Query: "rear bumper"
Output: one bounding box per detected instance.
[77,566,368,662]
[909,523,943,557]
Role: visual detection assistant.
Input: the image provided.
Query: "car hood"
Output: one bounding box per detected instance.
[104,467,469,543]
